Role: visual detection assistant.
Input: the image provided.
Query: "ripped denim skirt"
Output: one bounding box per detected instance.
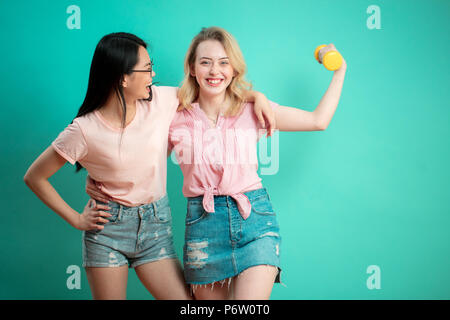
[183,188,282,288]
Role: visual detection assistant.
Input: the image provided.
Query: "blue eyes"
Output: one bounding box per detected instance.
[200,61,229,65]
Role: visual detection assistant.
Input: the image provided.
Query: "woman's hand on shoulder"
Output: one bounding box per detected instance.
[252,91,276,137]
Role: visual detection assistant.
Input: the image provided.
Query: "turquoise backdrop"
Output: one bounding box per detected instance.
[1,0,449,299]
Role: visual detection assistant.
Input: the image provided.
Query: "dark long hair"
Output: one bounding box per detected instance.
[74,32,149,172]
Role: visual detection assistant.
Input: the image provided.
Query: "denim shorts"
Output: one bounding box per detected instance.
[82,195,178,268]
[183,188,282,285]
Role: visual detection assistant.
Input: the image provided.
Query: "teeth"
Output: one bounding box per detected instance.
[208,79,221,84]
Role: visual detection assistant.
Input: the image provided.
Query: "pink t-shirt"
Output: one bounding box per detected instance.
[168,101,278,219]
[52,86,179,207]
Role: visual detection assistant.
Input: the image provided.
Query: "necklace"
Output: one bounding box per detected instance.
[207,115,218,125]
[198,102,225,126]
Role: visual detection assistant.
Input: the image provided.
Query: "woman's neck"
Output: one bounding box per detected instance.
[198,92,228,118]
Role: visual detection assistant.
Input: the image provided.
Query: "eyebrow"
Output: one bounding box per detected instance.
[199,57,229,60]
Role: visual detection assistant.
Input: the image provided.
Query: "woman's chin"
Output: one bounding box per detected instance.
[200,86,226,97]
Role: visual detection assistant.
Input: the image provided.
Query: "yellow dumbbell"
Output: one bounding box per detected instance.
[314,44,343,71]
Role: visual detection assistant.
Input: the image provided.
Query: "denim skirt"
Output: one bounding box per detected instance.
[183,188,282,285]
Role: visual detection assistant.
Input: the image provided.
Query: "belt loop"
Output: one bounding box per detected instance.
[152,202,157,218]
[118,205,123,221]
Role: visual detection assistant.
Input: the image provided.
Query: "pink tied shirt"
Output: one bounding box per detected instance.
[169,101,278,219]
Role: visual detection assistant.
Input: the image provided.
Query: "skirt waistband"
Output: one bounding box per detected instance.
[187,188,269,205]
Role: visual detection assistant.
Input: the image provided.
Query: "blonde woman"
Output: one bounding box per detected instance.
[168,27,347,299]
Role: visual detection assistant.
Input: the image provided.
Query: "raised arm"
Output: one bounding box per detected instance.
[275,44,347,132]
[24,146,111,231]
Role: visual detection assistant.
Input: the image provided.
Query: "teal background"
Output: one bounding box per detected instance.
[1,0,449,299]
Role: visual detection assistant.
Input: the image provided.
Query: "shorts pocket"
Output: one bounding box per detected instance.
[155,206,172,223]
[106,208,120,224]
[251,195,276,216]
[96,201,120,224]
[185,202,208,226]
[89,207,120,234]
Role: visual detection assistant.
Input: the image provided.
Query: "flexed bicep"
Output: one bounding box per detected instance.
[274,105,324,132]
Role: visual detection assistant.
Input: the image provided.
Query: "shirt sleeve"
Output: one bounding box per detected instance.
[153,85,179,119]
[51,120,88,165]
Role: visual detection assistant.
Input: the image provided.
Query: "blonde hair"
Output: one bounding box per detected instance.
[177,27,252,116]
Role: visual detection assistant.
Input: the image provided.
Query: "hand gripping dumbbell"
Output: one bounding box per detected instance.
[314,44,343,71]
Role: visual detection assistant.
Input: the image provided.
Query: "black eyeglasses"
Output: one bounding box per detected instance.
[131,59,154,74]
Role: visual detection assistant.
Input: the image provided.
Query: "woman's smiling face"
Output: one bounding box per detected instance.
[123,45,155,101]
[191,40,235,98]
